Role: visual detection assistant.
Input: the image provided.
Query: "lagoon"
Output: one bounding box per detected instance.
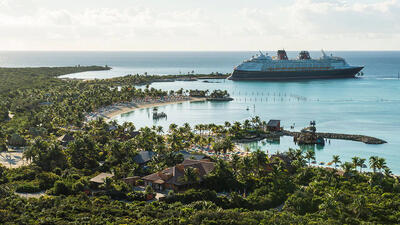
[113,78,400,173]
[2,50,400,172]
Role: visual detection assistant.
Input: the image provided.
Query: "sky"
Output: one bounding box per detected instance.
[0,0,399,51]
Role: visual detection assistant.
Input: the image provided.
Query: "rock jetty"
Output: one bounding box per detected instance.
[283,130,386,145]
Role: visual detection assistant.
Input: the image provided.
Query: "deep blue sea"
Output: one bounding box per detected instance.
[1,51,399,173]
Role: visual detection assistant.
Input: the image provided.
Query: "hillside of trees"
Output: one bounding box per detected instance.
[0,67,399,224]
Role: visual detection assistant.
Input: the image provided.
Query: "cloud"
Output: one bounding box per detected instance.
[0,5,214,49]
[0,0,399,50]
[232,0,400,50]
[288,0,400,34]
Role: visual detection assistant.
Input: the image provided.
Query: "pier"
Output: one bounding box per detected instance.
[233,128,387,145]
[283,130,387,144]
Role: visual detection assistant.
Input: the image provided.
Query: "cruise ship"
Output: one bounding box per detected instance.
[228,50,364,80]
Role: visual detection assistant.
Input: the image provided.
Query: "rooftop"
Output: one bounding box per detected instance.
[267,120,280,127]
[133,151,156,164]
[90,173,114,184]
[142,159,215,186]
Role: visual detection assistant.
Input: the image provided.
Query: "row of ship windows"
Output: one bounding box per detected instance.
[267,64,330,67]
[266,67,331,70]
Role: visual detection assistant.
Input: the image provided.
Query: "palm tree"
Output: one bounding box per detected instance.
[240,156,253,177]
[377,157,386,173]
[358,158,366,173]
[183,123,191,132]
[243,120,251,130]
[206,136,214,150]
[287,148,296,160]
[305,150,315,166]
[222,138,235,154]
[369,156,379,173]
[169,123,178,133]
[156,126,164,135]
[252,149,266,177]
[351,196,367,219]
[341,162,354,176]
[331,155,341,168]
[212,141,223,156]
[383,167,392,177]
[351,156,360,171]
[318,191,340,217]
[231,154,240,176]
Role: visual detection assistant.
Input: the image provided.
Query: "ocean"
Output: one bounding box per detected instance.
[1,51,400,173]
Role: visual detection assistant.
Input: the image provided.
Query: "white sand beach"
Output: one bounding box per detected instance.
[87,96,206,121]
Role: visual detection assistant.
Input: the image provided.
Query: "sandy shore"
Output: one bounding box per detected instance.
[97,97,207,121]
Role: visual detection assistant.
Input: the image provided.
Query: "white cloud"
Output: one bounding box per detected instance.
[232,0,400,50]
[0,0,399,50]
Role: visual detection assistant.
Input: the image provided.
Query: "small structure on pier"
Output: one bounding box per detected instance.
[295,121,324,145]
[266,120,281,131]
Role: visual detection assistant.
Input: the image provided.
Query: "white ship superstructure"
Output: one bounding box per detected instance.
[229,50,364,80]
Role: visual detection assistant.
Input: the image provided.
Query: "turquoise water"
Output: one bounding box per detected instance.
[1,51,399,172]
[114,78,400,173]
[1,51,400,78]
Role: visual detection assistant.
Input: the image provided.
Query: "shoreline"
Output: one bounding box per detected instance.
[90,97,207,121]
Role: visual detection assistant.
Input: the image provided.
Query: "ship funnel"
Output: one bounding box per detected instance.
[299,51,311,60]
[277,50,288,60]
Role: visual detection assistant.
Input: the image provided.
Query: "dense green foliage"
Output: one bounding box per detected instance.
[0,67,399,224]
[1,153,400,224]
[0,66,109,94]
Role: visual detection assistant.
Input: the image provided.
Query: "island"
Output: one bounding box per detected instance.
[0,67,398,224]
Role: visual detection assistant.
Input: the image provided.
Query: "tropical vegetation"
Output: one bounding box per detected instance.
[0,67,399,224]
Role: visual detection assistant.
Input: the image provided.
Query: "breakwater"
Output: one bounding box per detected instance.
[283,130,387,144]
[235,131,386,145]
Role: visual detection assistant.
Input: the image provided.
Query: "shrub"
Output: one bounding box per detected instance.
[7,133,26,147]
[16,182,41,193]
[70,174,81,180]
[127,191,146,201]
[53,180,71,195]
[164,189,218,204]
[145,185,154,195]
[53,168,62,176]
[10,168,37,181]
[37,172,59,190]
[72,181,85,193]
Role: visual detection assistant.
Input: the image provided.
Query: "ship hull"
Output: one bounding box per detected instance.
[228,67,364,80]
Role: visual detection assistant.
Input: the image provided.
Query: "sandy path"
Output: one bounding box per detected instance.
[0,151,29,168]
